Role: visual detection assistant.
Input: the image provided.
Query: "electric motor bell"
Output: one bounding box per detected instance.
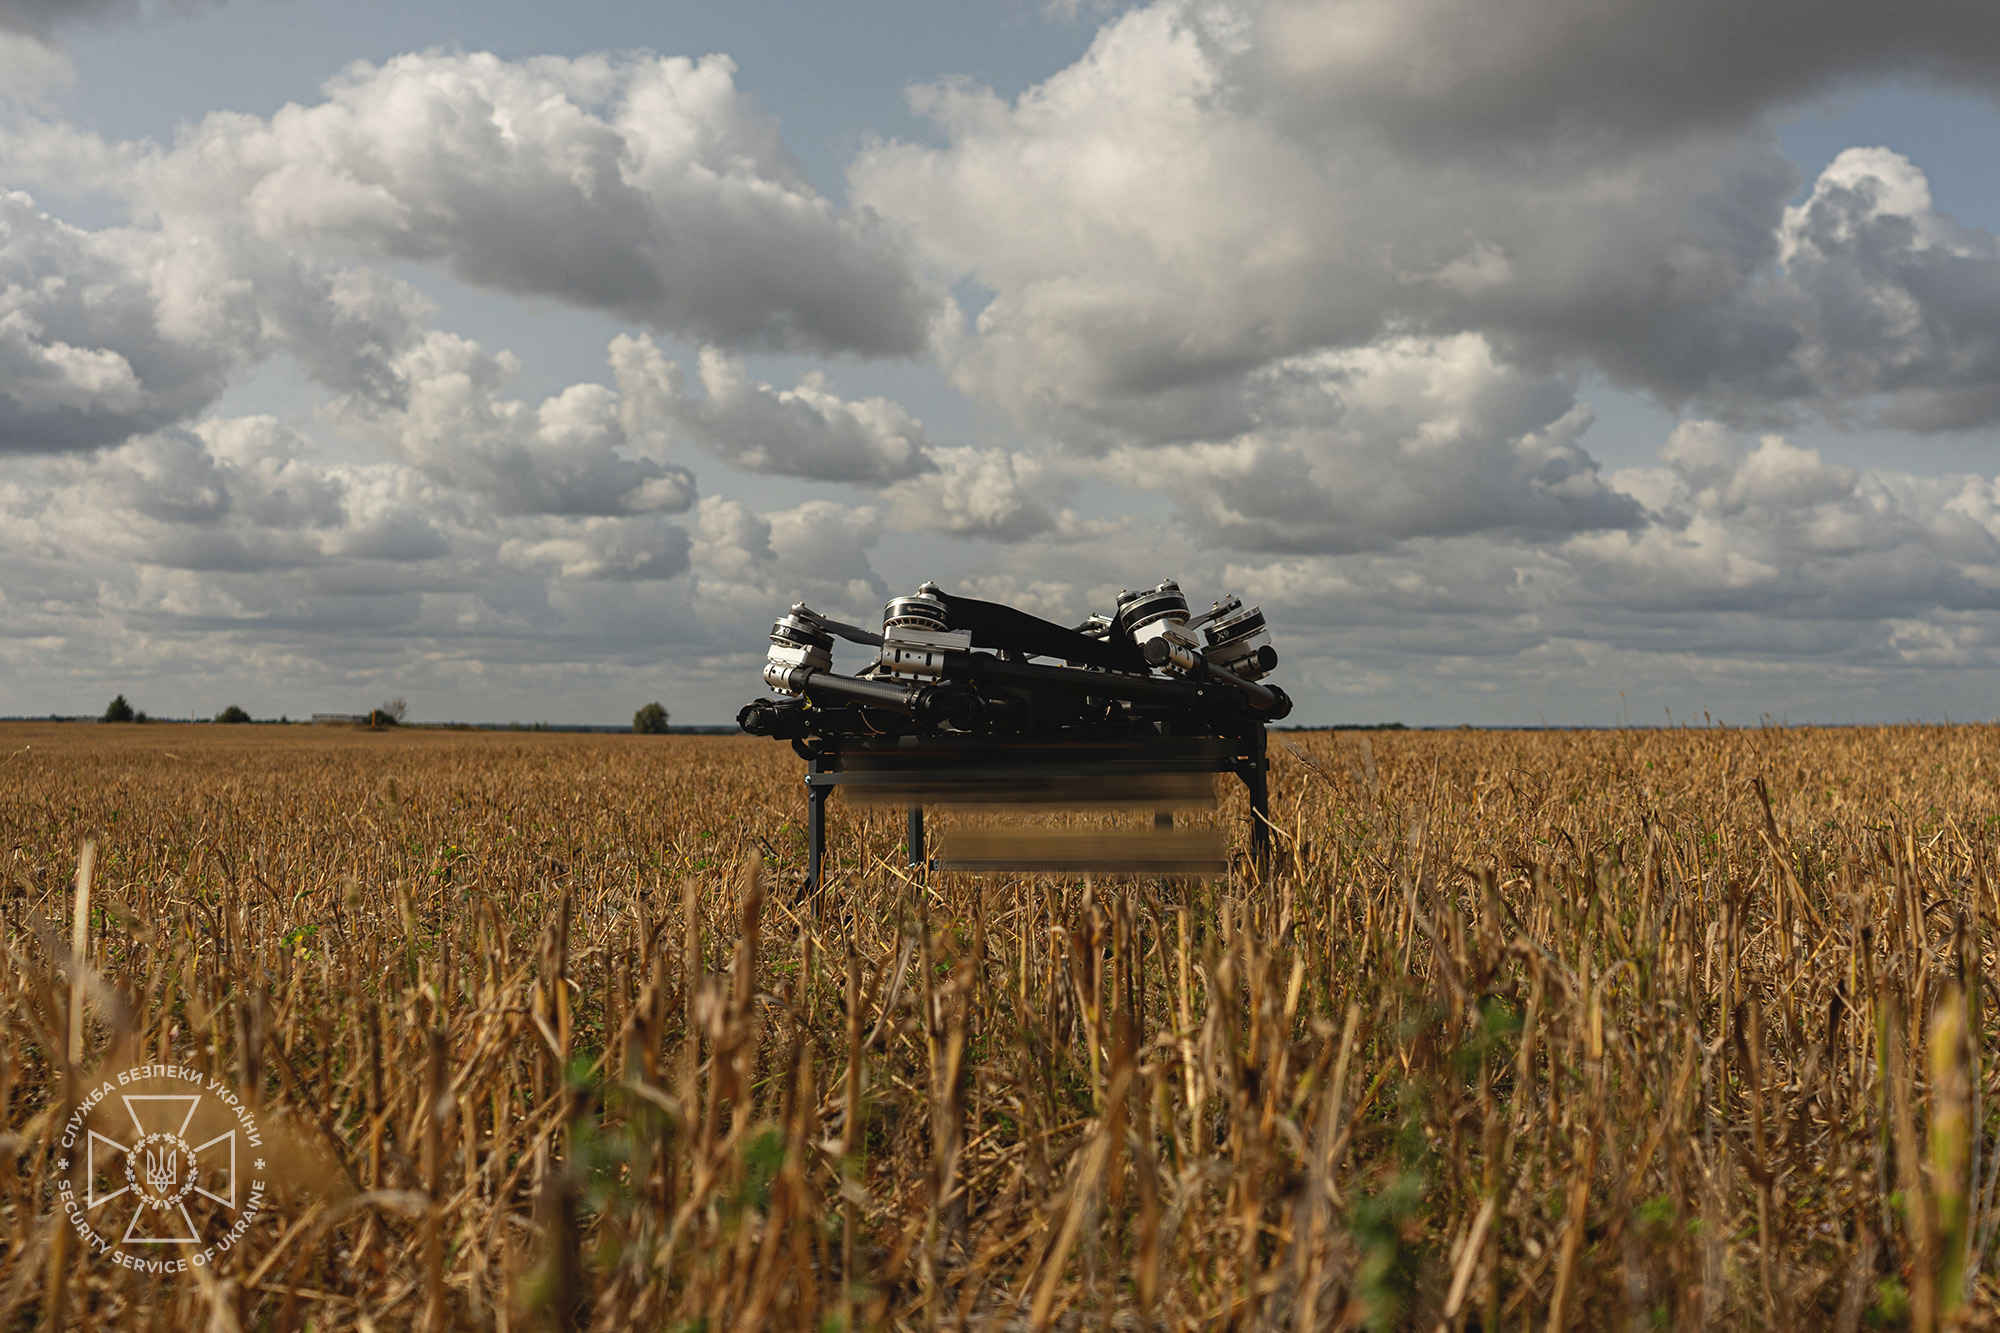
[764,605,834,694]
[1202,602,1277,681]
[878,581,968,681]
[883,583,949,636]
[1116,580,1190,647]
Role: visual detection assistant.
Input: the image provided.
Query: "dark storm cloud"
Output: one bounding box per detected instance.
[1257,0,2000,152]
[0,0,135,40]
[0,0,221,42]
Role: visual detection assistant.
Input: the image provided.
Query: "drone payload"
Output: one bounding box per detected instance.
[737,579,1291,741]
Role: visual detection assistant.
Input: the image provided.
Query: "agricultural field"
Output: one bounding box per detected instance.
[2,719,1999,1330]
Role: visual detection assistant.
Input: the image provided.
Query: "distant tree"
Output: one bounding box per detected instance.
[380,698,408,723]
[633,701,670,734]
[102,694,134,723]
[216,705,252,724]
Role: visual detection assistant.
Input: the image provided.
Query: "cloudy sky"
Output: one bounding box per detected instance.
[5,0,2000,725]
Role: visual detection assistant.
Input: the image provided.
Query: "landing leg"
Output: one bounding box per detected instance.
[1248,726,1270,877]
[807,765,829,900]
[907,804,926,870]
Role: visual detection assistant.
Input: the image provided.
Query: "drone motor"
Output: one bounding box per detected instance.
[1202,602,1277,681]
[879,582,971,679]
[764,606,835,695]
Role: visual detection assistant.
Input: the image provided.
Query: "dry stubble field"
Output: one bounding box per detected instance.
[3,719,2000,1330]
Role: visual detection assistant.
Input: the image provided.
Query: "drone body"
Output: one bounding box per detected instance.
[738,579,1290,742]
[739,580,1288,887]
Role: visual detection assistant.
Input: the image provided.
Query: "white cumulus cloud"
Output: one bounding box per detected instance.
[41,51,941,356]
[621,338,935,485]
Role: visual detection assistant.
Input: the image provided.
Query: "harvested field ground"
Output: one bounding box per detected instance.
[4,718,2000,1329]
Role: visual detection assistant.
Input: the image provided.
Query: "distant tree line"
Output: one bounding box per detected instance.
[94,693,661,729]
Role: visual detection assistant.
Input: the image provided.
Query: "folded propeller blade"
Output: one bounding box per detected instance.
[935,591,1147,672]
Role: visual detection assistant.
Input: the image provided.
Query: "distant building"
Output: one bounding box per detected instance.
[310,713,366,724]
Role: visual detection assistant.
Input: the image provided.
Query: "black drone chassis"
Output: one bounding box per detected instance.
[736,582,1290,892]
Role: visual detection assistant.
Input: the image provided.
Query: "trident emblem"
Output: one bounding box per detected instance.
[144,1145,179,1197]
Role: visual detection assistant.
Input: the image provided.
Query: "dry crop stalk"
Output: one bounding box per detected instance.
[9,723,2000,1327]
